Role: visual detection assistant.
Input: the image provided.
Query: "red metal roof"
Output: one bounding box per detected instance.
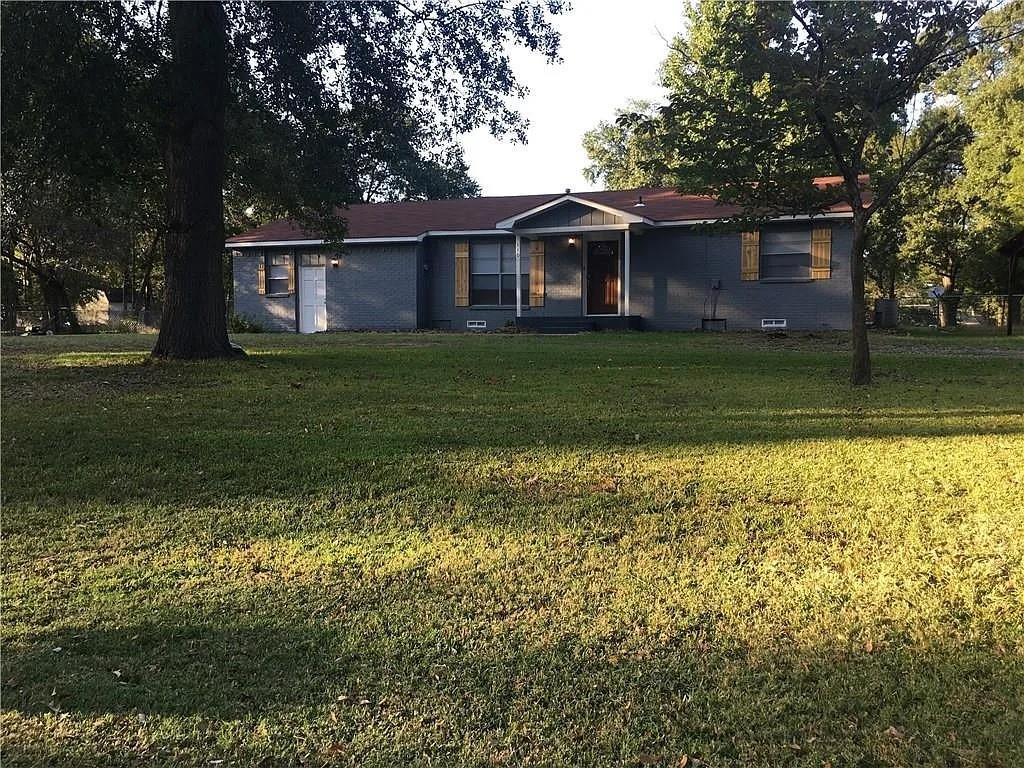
[226,177,857,245]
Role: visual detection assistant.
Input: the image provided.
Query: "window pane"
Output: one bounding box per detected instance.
[470,274,499,305]
[269,265,289,280]
[300,252,325,267]
[267,277,289,294]
[471,243,500,273]
[760,228,810,255]
[270,253,291,267]
[500,274,519,305]
[760,252,810,279]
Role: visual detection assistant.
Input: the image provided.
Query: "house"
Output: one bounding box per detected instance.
[227,181,856,333]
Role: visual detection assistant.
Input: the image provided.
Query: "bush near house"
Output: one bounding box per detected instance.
[2,332,1022,767]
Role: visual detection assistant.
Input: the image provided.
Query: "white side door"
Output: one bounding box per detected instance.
[299,265,327,333]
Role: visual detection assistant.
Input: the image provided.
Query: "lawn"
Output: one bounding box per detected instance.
[2,330,1022,767]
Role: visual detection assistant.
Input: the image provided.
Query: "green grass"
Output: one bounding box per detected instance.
[2,330,1023,767]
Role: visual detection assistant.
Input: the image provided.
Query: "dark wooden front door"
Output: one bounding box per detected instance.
[586,241,619,315]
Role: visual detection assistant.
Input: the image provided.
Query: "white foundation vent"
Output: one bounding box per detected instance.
[761,318,788,330]
[466,320,487,330]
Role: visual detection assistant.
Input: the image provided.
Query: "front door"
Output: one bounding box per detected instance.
[586,240,619,315]
[299,265,327,333]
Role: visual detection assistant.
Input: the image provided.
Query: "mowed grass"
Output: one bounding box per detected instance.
[2,330,1022,767]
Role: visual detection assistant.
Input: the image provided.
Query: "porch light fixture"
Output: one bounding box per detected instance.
[633,195,646,208]
[568,236,577,247]
[330,257,340,268]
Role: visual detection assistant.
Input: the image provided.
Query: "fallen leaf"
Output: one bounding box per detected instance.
[678,756,689,768]
[864,638,874,653]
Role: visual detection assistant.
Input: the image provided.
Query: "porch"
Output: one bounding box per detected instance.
[499,194,647,328]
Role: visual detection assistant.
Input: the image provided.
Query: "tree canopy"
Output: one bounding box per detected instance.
[590,0,1002,383]
[1,1,565,348]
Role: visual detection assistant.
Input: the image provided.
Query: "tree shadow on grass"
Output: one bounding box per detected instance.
[3,615,1021,766]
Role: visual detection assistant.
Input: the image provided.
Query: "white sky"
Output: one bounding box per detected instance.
[460,0,686,196]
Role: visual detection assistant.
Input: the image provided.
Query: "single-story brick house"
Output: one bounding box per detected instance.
[226,180,855,333]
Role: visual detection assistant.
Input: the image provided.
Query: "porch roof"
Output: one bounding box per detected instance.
[226,177,859,247]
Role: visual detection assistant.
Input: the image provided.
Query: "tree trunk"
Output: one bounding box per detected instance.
[937,275,959,329]
[152,1,238,359]
[39,270,80,334]
[849,212,871,385]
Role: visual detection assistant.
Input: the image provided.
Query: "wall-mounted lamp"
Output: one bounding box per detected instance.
[568,236,577,247]
[330,257,340,268]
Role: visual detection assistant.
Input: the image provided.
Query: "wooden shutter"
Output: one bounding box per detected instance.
[257,255,266,295]
[454,241,470,307]
[811,226,832,279]
[286,254,296,294]
[741,230,760,281]
[529,240,545,307]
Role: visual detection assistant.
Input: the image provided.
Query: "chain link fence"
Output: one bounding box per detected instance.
[895,293,1022,330]
[5,305,161,334]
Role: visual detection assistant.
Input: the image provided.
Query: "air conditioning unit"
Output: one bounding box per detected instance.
[466,320,487,330]
[761,318,787,330]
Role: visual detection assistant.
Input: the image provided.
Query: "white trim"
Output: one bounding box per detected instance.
[651,211,855,228]
[227,236,421,248]
[618,230,626,317]
[418,229,509,239]
[495,194,652,229]
[514,234,522,319]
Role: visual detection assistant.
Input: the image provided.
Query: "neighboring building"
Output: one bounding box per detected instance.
[227,182,856,333]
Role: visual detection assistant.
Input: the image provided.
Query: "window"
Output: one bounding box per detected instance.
[470,242,529,306]
[299,252,326,267]
[267,253,291,294]
[760,228,811,279]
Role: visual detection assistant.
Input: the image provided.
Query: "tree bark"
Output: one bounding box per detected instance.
[849,212,871,385]
[152,1,238,359]
[39,270,80,334]
[937,275,959,329]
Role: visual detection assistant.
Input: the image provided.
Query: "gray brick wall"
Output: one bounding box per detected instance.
[232,245,419,332]
[426,236,584,330]
[232,251,297,332]
[234,221,854,333]
[328,244,418,330]
[630,223,853,331]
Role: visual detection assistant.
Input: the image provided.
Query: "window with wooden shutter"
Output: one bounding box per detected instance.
[811,226,832,279]
[529,240,545,307]
[741,231,760,281]
[257,255,266,295]
[266,253,293,295]
[455,241,470,306]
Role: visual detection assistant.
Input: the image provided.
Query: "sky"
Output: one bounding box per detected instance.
[460,0,686,197]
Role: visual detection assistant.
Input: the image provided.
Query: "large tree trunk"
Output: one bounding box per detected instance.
[152,1,238,359]
[39,270,80,334]
[937,275,959,329]
[849,212,871,385]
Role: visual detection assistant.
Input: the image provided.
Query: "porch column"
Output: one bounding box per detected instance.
[515,234,522,319]
[623,228,631,317]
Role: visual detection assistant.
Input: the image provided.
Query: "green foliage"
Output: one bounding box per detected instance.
[582,101,671,189]
[2,332,1023,766]
[227,313,265,334]
[937,0,1024,229]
